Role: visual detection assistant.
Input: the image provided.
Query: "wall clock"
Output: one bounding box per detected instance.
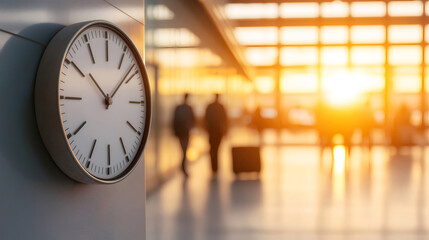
[35,20,151,184]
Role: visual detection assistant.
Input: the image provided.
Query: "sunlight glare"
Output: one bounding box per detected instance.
[333,145,346,200]
[322,70,365,106]
[333,145,346,174]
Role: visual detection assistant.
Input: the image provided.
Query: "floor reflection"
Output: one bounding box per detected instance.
[147,134,429,239]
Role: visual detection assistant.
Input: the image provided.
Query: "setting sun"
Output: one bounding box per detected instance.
[322,70,366,106]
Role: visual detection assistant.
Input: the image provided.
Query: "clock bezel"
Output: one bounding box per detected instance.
[35,20,151,184]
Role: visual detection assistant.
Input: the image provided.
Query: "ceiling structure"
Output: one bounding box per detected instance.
[145,0,429,127]
[217,0,429,127]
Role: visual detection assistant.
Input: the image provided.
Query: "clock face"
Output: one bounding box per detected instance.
[58,25,148,180]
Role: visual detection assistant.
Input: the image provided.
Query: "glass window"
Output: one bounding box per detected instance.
[245,47,277,66]
[388,1,423,16]
[389,46,422,65]
[351,46,385,65]
[281,68,318,93]
[157,49,222,67]
[351,2,386,17]
[351,25,385,43]
[320,1,349,18]
[321,26,348,44]
[225,3,278,19]
[234,27,278,45]
[280,27,318,44]
[280,47,318,66]
[280,3,319,18]
[254,76,275,94]
[146,4,174,20]
[388,25,422,43]
[352,67,385,93]
[321,47,348,66]
[153,28,200,47]
[392,67,421,93]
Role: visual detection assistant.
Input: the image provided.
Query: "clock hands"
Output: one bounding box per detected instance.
[89,73,112,109]
[89,73,107,98]
[85,64,135,110]
[110,64,135,99]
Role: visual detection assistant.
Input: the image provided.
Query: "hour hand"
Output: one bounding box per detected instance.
[89,73,113,109]
[89,73,107,98]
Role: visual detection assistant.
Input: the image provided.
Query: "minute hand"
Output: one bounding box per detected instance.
[111,64,135,98]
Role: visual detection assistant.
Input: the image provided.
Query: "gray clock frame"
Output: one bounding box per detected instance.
[35,20,151,184]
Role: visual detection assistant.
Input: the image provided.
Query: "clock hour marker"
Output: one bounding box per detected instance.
[83,34,95,63]
[107,144,111,165]
[125,156,130,163]
[104,31,109,62]
[85,161,91,168]
[65,58,70,64]
[87,43,95,64]
[60,96,82,100]
[129,100,144,105]
[67,133,72,139]
[105,40,109,62]
[71,61,85,77]
[120,137,126,154]
[73,121,87,135]
[127,121,141,135]
[118,53,125,69]
[125,70,139,84]
[106,167,110,175]
[89,139,97,159]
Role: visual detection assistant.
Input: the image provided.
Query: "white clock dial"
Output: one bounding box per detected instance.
[59,26,147,180]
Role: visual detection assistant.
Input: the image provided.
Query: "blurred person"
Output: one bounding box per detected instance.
[391,103,413,149]
[173,93,195,177]
[360,99,374,150]
[251,106,264,145]
[316,100,332,152]
[340,104,358,155]
[205,94,228,174]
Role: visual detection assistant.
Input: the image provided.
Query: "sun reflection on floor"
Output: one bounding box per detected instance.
[333,145,346,200]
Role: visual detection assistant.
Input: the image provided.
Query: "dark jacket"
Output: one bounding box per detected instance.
[205,102,227,137]
[173,104,195,137]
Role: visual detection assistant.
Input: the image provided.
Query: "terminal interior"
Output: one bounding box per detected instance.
[144,0,429,239]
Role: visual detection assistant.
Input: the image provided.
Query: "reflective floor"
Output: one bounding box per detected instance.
[147,129,429,240]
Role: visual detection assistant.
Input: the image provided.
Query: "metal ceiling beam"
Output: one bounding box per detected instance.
[233,16,427,27]
[146,0,250,79]
[198,0,252,79]
[228,0,391,3]
[241,42,422,47]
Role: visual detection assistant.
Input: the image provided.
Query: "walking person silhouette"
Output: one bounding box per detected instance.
[205,94,228,175]
[173,93,195,177]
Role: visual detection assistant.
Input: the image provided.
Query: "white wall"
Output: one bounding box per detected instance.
[0,1,146,239]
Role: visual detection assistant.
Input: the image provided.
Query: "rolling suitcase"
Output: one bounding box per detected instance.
[231,146,261,174]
